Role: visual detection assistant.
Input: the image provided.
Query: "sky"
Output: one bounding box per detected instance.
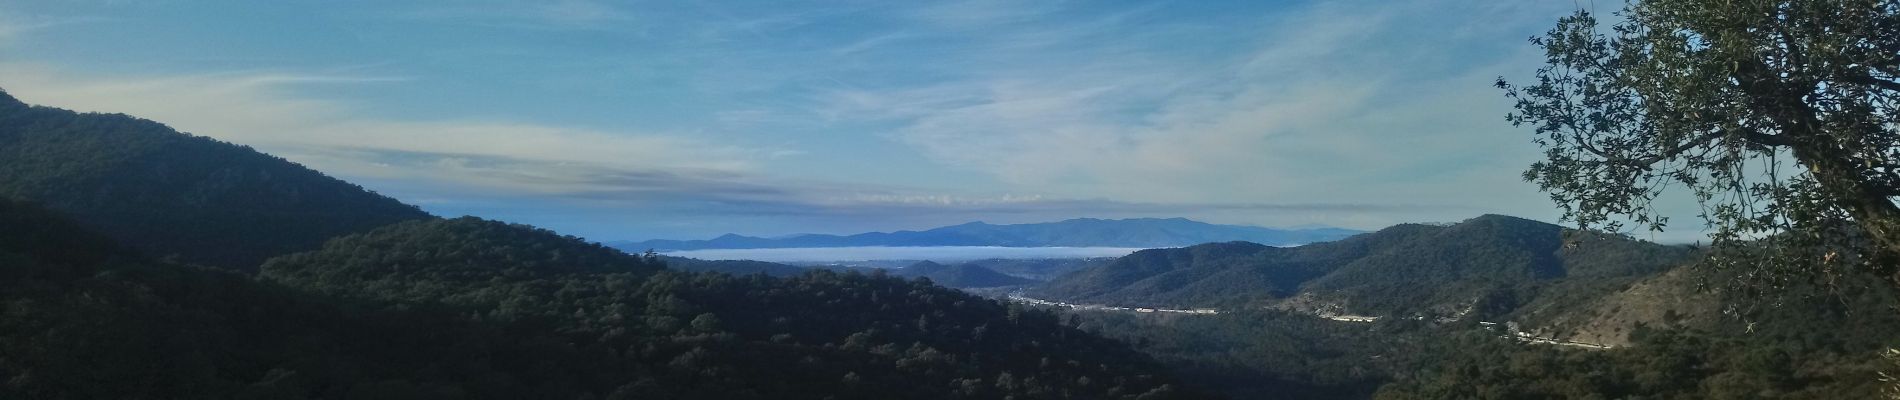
[0,0,1702,242]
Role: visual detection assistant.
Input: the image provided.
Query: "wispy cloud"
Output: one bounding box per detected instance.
[908,0,1068,28]
[0,63,762,195]
[0,12,105,44]
[1,62,1436,238]
[822,0,1573,219]
[394,0,638,31]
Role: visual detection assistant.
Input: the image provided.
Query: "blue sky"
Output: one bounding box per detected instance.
[0,0,1695,242]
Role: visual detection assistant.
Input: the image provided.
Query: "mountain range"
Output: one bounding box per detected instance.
[615,218,1361,251]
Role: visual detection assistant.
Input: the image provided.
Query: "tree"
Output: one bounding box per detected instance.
[1499,0,1900,289]
[690,313,722,333]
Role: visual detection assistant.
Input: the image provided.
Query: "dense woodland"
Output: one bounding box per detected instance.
[259,217,1198,399]
[661,255,811,277]
[960,258,1109,282]
[887,261,1039,289]
[1075,310,1403,399]
[0,200,1200,399]
[0,90,430,269]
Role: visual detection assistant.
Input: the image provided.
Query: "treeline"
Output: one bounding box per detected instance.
[0,202,1202,399]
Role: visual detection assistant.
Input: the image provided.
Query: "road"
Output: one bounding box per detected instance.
[1006,292,1614,350]
[1006,291,1219,315]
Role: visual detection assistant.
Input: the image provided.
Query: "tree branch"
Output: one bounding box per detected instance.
[1838,73,1900,92]
[1581,128,1783,169]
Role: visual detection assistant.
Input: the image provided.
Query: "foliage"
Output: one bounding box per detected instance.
[0,89,431,270]
[1077,309,1411,400]
[1070,278,1899,400]
[1376,326,1892,400]
[960,258,1110,281]
[660,256,810,277]
[0,201,1202,399]
[892,261,1039,289]
[256,217,1205,399]
[1499,1,1900,288]
[1035,241,1343,308]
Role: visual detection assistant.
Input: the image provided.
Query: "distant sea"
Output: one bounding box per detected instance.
[661,246,1146,263]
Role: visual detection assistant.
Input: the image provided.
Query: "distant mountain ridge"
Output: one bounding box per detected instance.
[617,217,1360,251]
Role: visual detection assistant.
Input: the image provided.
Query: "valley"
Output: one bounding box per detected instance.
[4,0,1899,395]
[587,210,1900,399]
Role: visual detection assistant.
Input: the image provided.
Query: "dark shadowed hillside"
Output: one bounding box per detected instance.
[0,90,432,269]
[959,258,1111,281]
[661,256,810,277]
[893,261,1038,288]
[0,199,663,399]
[0,200,1204,399]
[261,217,1206,399]
[1035,242,1319,307]
[258,217,666,301]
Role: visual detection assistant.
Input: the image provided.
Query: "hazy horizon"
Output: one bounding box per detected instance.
[662,246,1146,263]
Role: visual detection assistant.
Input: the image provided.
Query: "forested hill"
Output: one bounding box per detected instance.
[0,198,1202,399]
[617,217,1360,250]
[0,89,431,269]
[259,217,667,302]
[1036,214,1697,313]
[1298,214,1696,315]
[1,198,659,399]
[893,261,1039,288]
[260,217,1202,399]
[660,256,810,277]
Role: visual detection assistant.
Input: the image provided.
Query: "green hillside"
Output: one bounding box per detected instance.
[661,256,810,277]
[895,261,1039,288]
[0,199,1202,399]
[0,89,432,270]
[260,217,1202,399]
[1036,215,1697,314]
[1302,215,1695,315]
[0,198,636,399]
